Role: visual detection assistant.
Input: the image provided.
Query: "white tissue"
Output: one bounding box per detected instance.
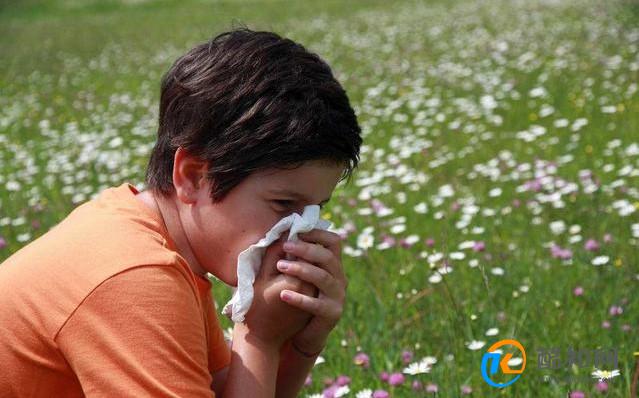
[221,204,332,323]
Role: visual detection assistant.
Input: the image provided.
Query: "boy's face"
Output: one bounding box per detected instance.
[178,154,344,287]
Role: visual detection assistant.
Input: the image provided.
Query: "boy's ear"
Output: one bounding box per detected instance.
[173,146,208,205]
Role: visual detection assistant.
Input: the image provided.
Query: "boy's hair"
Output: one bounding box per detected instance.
[145,27,362,203]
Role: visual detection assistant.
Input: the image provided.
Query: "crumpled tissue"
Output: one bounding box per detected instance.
[221,204,332,323]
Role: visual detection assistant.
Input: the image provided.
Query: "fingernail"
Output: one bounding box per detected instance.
[283,241,295,251]
[281,291,292,300]
[277,261,289,270]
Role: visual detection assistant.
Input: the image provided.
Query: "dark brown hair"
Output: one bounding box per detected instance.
[144,27,362,203]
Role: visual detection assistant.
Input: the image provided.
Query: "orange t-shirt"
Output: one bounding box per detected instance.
[0,182,232,397]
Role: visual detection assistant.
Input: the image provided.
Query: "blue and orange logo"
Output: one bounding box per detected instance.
[481,339,526,388]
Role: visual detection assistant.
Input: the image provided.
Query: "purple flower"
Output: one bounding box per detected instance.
[584,239,600,251]
[472,241,485,252]
[388,373,405,386]
[379,371,389,382]
[461,385,472,394]
[335,375,351,386]
[304,375,312,386]
[31,219,41,230]
[370,198,384,210]
[601,320,611,329]
[372,390,389,398]
[382,235,397,247]
[353,352,370,368]
[425,383,438,393]
[322,385,339,398]
[609,305,623,316]
[569,391,585,398]
[411,380,423,391]
[603,233,612,243]
[0,236,6,250]
[425,238,435,247]
[550,244,572,260]
[573,286,584,296]
[401,350,414,364]
[596,381,608,392]
[622,324,632,332]
[525,179,542,192]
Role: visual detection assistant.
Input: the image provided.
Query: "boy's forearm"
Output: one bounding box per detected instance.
[274,340,319,398]
[221,324,281,398]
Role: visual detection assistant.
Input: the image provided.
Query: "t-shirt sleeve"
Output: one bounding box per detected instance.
[55,265,216,397]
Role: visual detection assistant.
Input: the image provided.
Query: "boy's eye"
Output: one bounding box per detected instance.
[273,200,293,212]
[273,200,324,210]
[273,200,294,208]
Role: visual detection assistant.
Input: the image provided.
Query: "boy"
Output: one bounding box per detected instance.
[0,27,362,397]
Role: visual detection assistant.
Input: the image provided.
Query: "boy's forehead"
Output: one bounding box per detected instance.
[254,163,343,199]
[256,161,344,182]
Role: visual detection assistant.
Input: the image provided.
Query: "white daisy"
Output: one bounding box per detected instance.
[404,234,420,245]
[403,357,436,375]
[592,256,610,266]
[357,233,375,250]
[450,251,465,260]
[458,240,476,250]
[423,356,438,365]
[355,389,372,398]
[549,220,566,235]
[466,340,486,350]
[507,357,523,367]
[335,385,350,397]
[591,369,621,382]
[485,327,499,336]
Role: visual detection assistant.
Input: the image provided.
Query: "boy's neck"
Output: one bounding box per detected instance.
[134,190,209,279]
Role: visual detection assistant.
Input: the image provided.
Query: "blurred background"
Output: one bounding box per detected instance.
[1,0,638,396]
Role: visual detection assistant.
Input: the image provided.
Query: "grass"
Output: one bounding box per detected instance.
[1,0,638,396]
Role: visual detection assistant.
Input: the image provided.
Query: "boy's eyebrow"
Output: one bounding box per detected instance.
[269,189,331,205]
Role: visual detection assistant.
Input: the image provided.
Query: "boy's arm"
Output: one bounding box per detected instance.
[214,337,319,398]
[219,323,281,398]
[274,339,321,398]
[207,301,319,397]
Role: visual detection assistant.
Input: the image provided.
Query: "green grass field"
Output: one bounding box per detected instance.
[1,0,638,396]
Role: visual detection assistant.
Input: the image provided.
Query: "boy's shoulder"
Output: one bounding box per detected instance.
[0,182,198,337]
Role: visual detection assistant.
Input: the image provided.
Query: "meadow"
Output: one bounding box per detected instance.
[1,0,638,396]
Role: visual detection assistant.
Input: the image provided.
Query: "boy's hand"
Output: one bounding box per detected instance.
[275,229,348,354]
[240,235,316,349]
